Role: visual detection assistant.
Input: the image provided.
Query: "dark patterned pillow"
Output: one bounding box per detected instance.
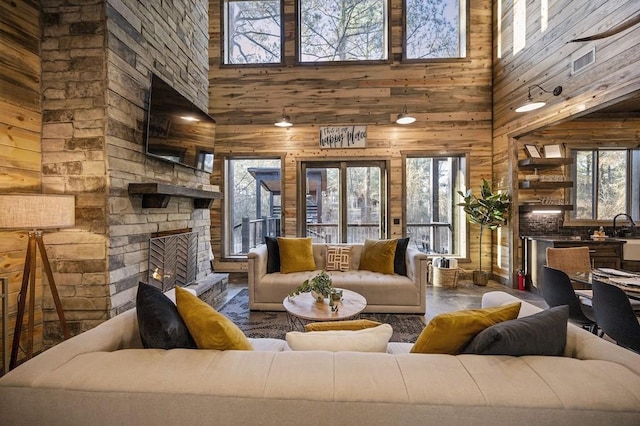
[463,305,568,356]
[394,237,410,276]
[265,236,281,273]
[136,282,196,349]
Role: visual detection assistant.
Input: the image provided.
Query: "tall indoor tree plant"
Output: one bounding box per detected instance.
[458,179,511,285]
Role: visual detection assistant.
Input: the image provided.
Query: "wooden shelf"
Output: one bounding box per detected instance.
[128,183,222,209]
[519,181,573,189]
[518,158,573,169]
[519,204,573,212]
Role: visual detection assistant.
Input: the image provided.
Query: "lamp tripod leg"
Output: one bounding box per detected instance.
[36,233,70,339]
[9,232,70,371]
[9,233,36,370]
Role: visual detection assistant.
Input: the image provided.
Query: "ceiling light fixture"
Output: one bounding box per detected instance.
[396,105,416,125]
[274,108,293,127]
[515,84,563,113]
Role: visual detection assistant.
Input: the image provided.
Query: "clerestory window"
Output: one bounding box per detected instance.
[222,0,283,65]
[298,0,389,63]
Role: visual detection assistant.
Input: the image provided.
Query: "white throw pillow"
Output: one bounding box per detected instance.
[285,324,393,352]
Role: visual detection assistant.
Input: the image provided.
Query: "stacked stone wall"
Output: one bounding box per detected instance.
[40,0,212,347]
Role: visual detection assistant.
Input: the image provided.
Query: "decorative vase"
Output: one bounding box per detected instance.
[311,290,324,302]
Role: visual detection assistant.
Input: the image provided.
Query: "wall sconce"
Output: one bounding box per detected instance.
[515,85,563,113]
[0,194,75,370]
[274,108,293,127]
[396,105,416,124]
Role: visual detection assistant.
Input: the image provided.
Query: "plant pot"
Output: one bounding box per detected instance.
[311,290,324,302]
[473,271,489,286]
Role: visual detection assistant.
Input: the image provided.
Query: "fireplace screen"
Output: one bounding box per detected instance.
[148,231,198,291]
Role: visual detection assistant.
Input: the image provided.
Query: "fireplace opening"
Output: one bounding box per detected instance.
[148,231,198,291]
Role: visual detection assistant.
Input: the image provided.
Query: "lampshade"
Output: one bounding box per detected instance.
[396,105,416,124]
[515,85,563,113]
[0,194,75,229]
[274,108,293,127]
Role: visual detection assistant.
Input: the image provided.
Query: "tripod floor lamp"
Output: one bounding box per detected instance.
[0,194,75,370]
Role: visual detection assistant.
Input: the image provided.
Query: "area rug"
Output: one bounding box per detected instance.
[218,289,426,343]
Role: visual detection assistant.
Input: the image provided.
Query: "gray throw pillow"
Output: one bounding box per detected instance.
[136,282,196,349]
[463,305,568,356]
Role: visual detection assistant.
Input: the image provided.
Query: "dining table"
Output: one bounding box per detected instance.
[568,268,640,304]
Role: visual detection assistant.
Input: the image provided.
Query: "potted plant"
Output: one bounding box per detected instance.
[458,179,511,286]
[288,270,334,302]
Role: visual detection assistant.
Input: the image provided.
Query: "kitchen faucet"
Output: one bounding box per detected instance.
[613,213,636,237]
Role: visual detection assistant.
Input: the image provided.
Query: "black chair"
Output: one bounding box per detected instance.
[592,280,640,353]
[541,266,598,333]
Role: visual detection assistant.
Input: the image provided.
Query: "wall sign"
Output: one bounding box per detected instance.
[319,126,367,149]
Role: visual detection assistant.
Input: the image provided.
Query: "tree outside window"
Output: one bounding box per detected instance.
[571,148,640,221]
[405,155,466,255]
[404,0,466,60]
[299,0,388,62]
[223,0,282,65]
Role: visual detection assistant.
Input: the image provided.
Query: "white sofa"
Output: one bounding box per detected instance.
[247,243,428,314]
[1,291,640,425]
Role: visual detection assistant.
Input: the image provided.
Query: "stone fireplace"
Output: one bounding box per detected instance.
[39,0,221,348]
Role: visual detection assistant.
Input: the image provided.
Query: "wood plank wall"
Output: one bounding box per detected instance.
[208,0,495,273]
[0,0,43,367]
[493,0,640,283]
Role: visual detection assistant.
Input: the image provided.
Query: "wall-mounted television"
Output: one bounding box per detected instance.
[145,74,216,173]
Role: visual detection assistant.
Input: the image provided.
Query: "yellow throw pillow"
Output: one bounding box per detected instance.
[175,286,253,351]
[277,237,316,274]
[359,239,398,275]
[410,302,521,354]
[304,319,382,332]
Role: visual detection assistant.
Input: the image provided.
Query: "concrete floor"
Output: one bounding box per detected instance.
[221,273,547,321]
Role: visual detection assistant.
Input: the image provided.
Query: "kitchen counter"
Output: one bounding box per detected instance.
[522,236,625,294]
[522,235,624,243]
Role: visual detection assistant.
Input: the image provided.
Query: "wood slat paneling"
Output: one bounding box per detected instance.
[0,0,42,371]
[209,0,495,272]
[493,0,640,286]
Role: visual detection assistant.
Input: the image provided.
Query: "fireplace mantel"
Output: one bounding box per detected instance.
[128,183,222,209]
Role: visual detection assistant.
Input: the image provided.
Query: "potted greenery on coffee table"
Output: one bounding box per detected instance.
[288,271,339,311]
[458,179,510,286]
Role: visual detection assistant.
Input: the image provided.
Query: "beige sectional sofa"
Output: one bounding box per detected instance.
[1,291,640,425]
[247,243,429,313]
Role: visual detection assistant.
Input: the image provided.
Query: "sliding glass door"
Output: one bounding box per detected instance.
[300,161,387,243]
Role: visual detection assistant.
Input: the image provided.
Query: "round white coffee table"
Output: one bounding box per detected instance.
[283,289,367,329]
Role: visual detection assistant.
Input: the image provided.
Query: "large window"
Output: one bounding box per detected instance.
[404,0,466,60]
[224,157,282,256]
[405,155,467,256]
[299,0,388,63]
[570,148,640,221]
[299,160,387,243]
[223,0,283,65]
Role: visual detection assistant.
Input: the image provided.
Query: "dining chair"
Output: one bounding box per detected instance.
[541,266,598,333]
[592,280,640,353]
[546,246,592,275]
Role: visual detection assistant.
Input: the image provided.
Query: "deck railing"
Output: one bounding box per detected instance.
[231,219,453,255]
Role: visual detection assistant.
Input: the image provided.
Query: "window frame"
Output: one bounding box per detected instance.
[297,159,390,242]
[402,151,469,259]
[222,154,285,259]
[567,147,640,225]
[402,0,469,63]
[221,0,285,68]
[296,0,392,66]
